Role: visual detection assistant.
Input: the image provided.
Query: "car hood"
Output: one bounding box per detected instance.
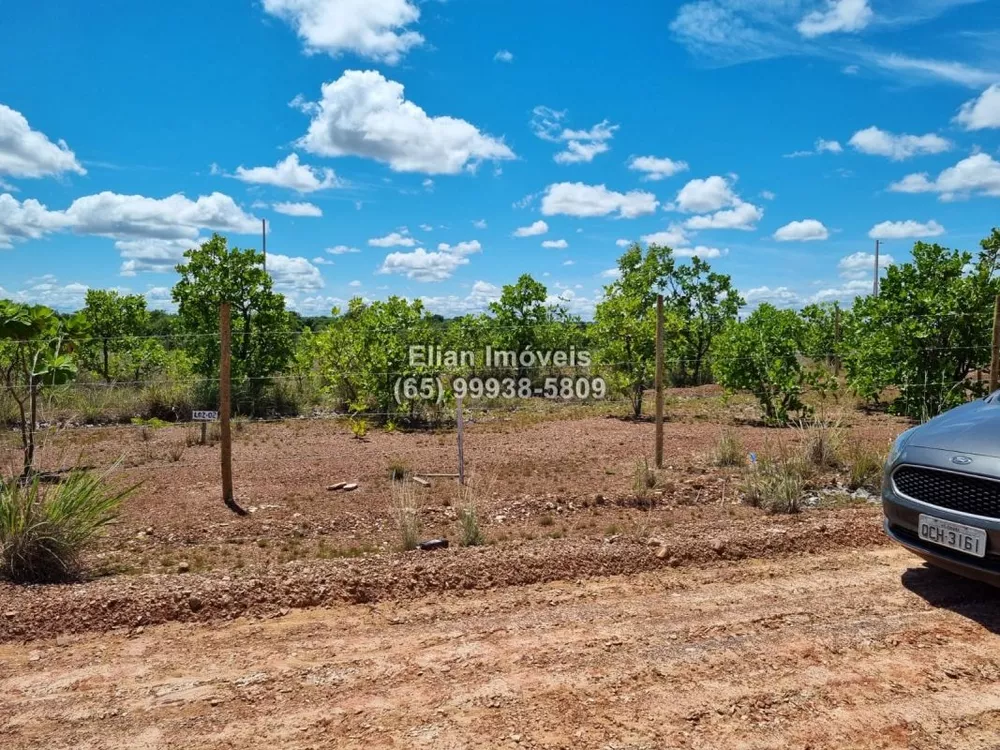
[908,398,1000,458]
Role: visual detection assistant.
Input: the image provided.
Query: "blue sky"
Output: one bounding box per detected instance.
[1,0,999,318]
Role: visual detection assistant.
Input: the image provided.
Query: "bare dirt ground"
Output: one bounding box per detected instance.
[4,545,1000,750]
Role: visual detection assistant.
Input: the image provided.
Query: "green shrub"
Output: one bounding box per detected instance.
[0,471,135,582]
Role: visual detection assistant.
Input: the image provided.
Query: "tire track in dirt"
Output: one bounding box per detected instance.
[3,545,1000,749]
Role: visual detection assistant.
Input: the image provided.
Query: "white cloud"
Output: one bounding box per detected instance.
[422,178,434,191]
[541,182,658,219]
[273,201,323,217]
[641,224,689,247]
[797,0,872,38]
[233,153,341,192]
[65,191,260,240]
[348,280,362,287]
[297,70,515,175]
[838,251,894,280]
[437,240,482,254]
[672,175,736,213]
[531,106,618,165]
[420,280,502,316]
[848,126,952,160]
[868,219,945,239]
[513,220,549,237]
[143,287,176,312]
[615,238,631,247]
[760,190,776,200]
[2,274,89,311]
[889,153,1000,200]
[369,230,416,247]
[541,239,568,249]
[954,85,1000,130]
[512,192,538,210]
[0,104,85,179]
[816,138,843,153]
[675,245,727,258]
[563,260,575,266]
[600,268,621,280]
[494,49,514,63]
[261,0,423,64]
[473,218,487,229]
[773,219,829,242]
[628,155,690,181]
[871,53,1000,89]
[685,200,762,231]
[312,256,334,265]
[378,239,481,282]
[743,285,800,308]
[0,193,72,248]
[327,244,360,254]
[117,237,201,275]
[267,253,325,292]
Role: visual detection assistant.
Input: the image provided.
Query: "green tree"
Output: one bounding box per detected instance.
[82,290,148,382]
[0,302,86,477]
[664,257,743,386]
[171,234,293,408]
[593,243,681,418]
[799,302,839,363]
[711,303,806,425]
[842,232,1000,419]
[314,296,438,421]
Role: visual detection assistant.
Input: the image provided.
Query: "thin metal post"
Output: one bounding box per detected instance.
[219,302,245,515]
[655,293,664,469]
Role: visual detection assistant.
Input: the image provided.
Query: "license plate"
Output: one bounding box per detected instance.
[918,514,987,558]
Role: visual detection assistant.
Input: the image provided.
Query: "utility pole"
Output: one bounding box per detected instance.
[873,239,881,297]
[262,218,267,274]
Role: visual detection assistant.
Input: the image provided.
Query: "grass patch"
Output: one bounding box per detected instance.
[712,428,745,467]
[0,470,136,583]
[846,442,886,492]
[740,447,808,514]
[391,478,421,551]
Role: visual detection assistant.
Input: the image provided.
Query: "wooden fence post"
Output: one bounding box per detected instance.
[219,302,246,515]
[655,294,664,470]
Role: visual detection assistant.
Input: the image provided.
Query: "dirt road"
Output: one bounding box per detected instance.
[4,545,1000,750]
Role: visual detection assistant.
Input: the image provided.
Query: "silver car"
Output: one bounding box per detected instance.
[883,392,1000,585]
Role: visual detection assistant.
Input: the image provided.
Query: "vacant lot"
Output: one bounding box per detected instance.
[6,390,994,748]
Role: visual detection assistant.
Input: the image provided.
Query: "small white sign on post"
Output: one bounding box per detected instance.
[192,410,219,422]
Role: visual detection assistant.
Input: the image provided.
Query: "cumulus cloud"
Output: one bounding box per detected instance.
[327,245,360,255]
[954,85,1000,131]
[0,104,86,179]
[784,138,843,158]
[773,219,829,241]
[473,219,488,229]
[889,153,1000,200]
[296,70,515,175]
[628,155,690,181]
[541,239,568,249]
[117,237,201,275]
[0,193,72,248]
[640,224,689,247]
[369,230,416,247]
[378,239,482,282]
[838,251,894,280]
[743,285,801,308]
[615,238,631,248]
[261,0,423,64]
[797,0,872,38]
[494,49,514,63]
[233,153,341,192]
[530,106,618,165]
[266,253,325,292]
[868,219,944,239]
[675,245,727,258]
[65,191,261,240]
[513,220,549,237]
[273,201,323,217]
[420,280,502,316]
[2,274,90,311]
[848,126,952,160]
[670,175,762,231]
[541,182,658,219]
